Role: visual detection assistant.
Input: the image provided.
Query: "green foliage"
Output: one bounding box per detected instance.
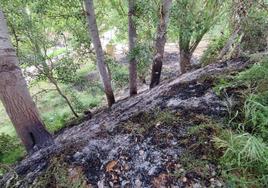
[135,0,159,41]
[214,131,268,187]
[233,58,268,139]
[244,92,268,139]
[201,33,230,65]
[128,43,153,83]
[241,4,268,53]
[171,0,225,54]
[236,58,268,87]
[106,57,129,88]
[214,56,268,186]
[43,111,69,133]
[0,134,25,164]
[136,44,153,83]
[54,57,80,84]
[214,57,268,94]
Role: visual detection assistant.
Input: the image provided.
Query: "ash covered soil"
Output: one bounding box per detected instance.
[1,58,251,188]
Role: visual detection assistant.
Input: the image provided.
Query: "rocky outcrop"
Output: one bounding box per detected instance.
[0,58,251,187]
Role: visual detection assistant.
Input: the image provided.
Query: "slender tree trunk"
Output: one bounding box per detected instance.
[179,49,192,74]
[150,0,173,88]
[84,0,115,107]
[49,77,79,118]
[0,10,53,153]
[128,0,138,96]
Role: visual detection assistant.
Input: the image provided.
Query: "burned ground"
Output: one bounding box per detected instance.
[0,59,251,188]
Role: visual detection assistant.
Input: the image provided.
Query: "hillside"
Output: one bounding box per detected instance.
[0,58,251,188]
[0,0,268,187]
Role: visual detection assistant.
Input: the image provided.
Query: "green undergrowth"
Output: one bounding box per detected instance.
[0,134,25,175]
[201,32,230,66]
[213,56,268,187]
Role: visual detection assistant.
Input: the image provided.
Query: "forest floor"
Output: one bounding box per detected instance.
[0,57,251,187]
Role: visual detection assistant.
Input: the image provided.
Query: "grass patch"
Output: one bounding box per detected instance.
[214,131,268,187]
[213,55,268,187]
[0,134,25,165]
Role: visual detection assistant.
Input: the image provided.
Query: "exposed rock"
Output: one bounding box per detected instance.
[0,58,251,187]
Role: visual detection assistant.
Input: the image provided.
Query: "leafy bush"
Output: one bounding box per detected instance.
[235,58,268,138]
[241,10,268,53]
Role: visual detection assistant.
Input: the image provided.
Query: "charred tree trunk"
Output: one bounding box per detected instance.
[85,0,115,107]
[179,49,192,74]
[150,0,173,89]
[128,0,138,96]
[0,10,53,153]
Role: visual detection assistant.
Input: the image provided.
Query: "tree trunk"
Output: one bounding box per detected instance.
[0,10,53,153]
[84,0,115,107]
[150,0,173,89]
[179,49,192,74]
[128,0,138,96]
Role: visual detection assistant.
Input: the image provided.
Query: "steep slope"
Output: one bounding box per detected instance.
[1,58,251,187]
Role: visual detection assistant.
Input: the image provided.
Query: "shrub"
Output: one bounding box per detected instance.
[241,10,268,53]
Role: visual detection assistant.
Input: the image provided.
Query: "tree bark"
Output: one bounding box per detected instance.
[0,10,53,153]
[179,49,192,74]
[150,0,172,89]
[84,0,115,107]
[128,0,138,96]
